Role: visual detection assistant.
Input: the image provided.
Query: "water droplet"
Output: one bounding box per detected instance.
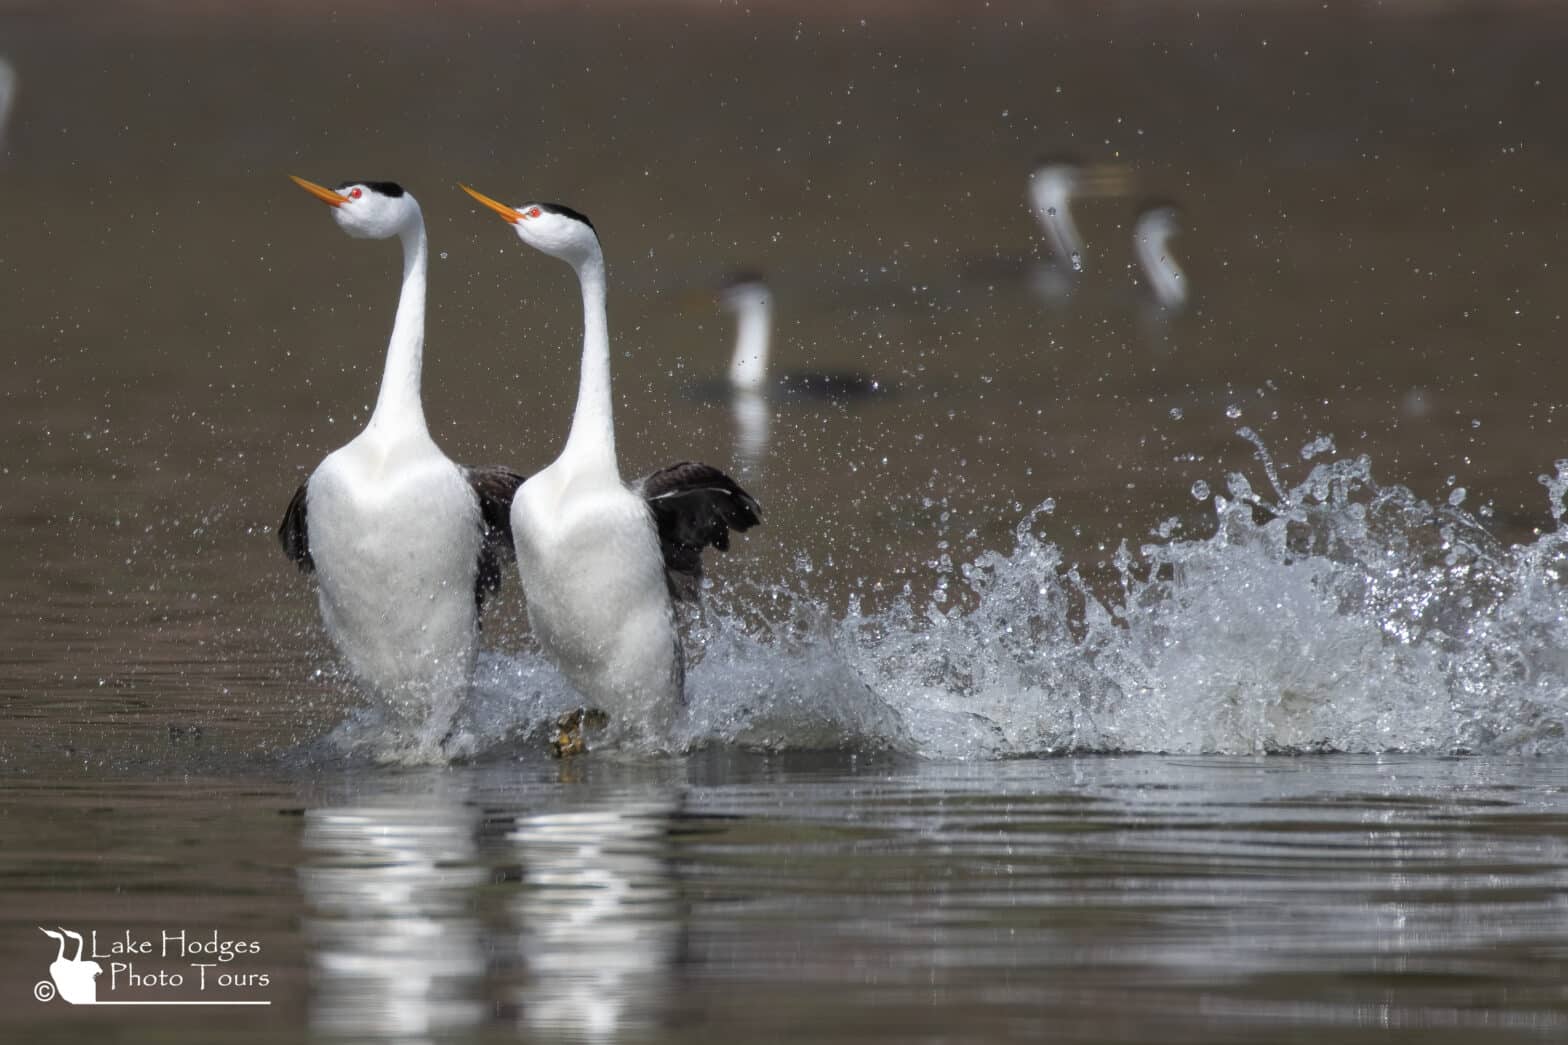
[1225,404,1242,420]
[1190,480,1211,501]
[1168,407,1184,420]
[439,251,449,260]
[1448,487,1467,507]
[1069,250,1082,272]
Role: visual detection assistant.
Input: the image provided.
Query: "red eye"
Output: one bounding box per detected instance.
[348,188,363,200]
[528,207,542,218]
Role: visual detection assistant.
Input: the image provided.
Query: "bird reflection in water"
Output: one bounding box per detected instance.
[730,388,770,481]
[505,795,681,1041]
[299,778,486,1040]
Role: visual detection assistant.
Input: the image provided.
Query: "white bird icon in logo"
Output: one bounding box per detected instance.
[37,927,103,1004]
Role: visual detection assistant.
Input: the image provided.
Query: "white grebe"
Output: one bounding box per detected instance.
[718,271,889,403]
[279,177,524,759]
[461,184,760,751]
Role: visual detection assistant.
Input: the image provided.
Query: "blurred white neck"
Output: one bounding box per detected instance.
[1136,224,1186,309]
[727,297,772,392]
[1030,174,1083,268]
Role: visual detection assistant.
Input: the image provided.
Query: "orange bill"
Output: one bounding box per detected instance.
[459,183,521,224]
[290,175,348,207]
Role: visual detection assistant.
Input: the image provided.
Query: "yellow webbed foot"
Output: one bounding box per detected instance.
[550,708,610,758]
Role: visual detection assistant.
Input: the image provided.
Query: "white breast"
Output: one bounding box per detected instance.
[512,468,680,742]
[307,433,482,720]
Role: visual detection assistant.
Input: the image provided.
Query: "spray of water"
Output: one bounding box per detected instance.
[324,436,1568,762]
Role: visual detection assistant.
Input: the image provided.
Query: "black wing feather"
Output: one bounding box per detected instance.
[467,465,527,618]
[636,461,762,602]
[278,482,314,574]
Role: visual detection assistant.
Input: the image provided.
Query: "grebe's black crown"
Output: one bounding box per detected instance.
[536,202,596,234]
[335,180,407,198]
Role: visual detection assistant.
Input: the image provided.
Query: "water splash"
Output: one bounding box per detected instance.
[319,441,1568,763]
[693,442,1566,759]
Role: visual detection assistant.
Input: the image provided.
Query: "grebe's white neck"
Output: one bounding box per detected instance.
[366,213,429,437]
[1134,213,1186,310]
[727,293,772,393]
[1029,167,1083,270]
[559,248,618,475]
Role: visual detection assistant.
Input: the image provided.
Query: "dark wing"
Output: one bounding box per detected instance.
[634,461,762,602]
[467,465,527,618]
[278,482,314,574]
